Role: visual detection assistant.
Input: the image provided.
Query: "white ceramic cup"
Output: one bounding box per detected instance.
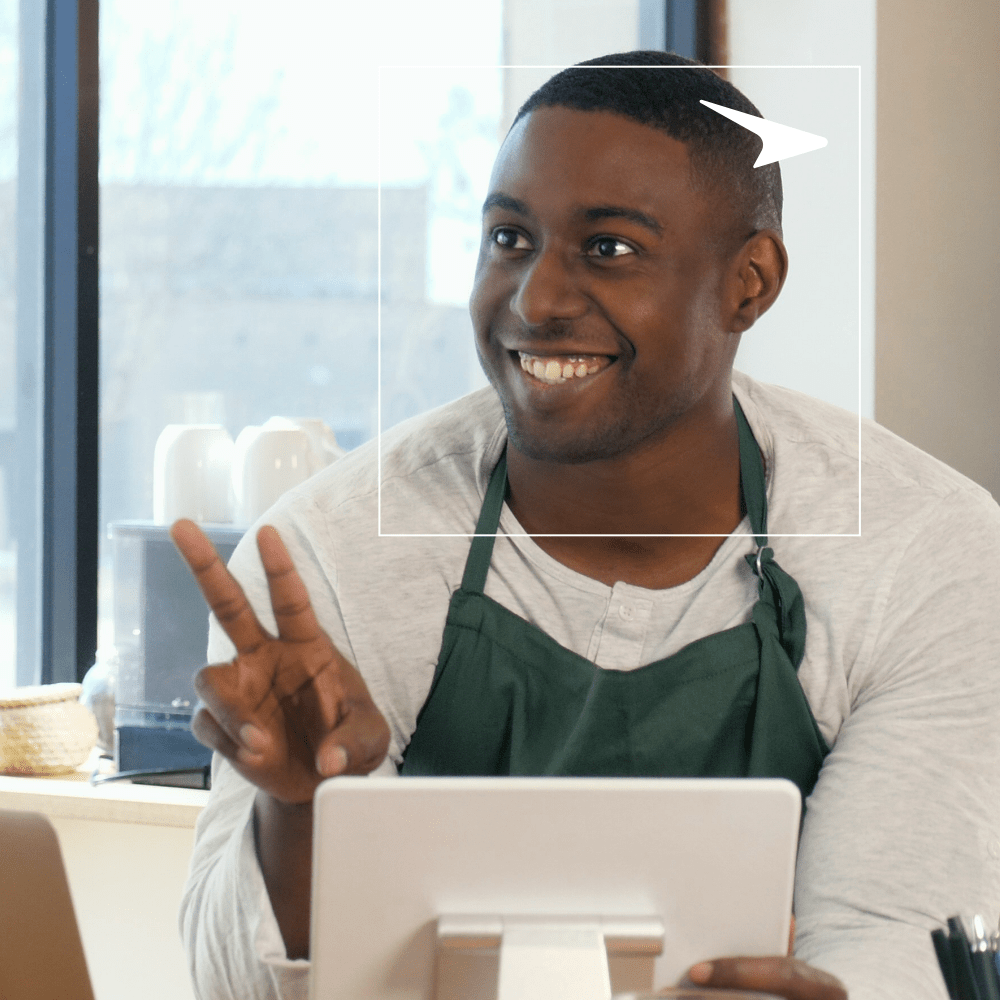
[152,424,234,525]
[232,424,312,526]
[284,417,346,475]
[258,416,346,476]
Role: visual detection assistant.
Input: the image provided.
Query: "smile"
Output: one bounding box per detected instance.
[517,351,613,385]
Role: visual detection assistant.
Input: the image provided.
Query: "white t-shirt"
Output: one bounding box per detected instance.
[180,372,1000,1000]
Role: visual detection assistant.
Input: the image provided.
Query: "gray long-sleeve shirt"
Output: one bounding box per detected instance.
[181,372,1000,1000]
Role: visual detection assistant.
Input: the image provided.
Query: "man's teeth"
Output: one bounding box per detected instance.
[518,352,605,385]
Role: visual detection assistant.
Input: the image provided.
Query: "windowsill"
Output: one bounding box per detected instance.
[0,752,209,828]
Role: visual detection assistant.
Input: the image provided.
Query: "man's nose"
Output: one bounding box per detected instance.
[510,248,588,328]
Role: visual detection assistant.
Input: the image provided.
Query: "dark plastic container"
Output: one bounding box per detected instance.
[110,520,245,785]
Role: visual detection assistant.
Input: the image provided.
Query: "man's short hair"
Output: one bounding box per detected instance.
[514,51,783,239]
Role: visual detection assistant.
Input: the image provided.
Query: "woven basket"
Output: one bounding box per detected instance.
[0,683,99,775]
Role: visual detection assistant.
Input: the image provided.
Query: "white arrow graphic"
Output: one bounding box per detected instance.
[699,100,828,167]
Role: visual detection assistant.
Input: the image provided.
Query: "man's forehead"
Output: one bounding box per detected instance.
[485,106,704,220]
[496,105,692,174]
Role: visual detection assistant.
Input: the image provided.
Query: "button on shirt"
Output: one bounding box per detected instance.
[595,589,649,661]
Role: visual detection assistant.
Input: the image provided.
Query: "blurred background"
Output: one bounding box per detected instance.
[1,0,998,691]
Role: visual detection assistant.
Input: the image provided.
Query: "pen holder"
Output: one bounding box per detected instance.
[932,914,1000,1000]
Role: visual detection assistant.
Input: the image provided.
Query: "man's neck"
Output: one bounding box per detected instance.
[504,396,745,589]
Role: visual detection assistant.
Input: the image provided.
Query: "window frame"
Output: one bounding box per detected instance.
[15,0,99,686]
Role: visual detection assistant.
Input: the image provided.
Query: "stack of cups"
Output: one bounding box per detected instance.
[152,418,345,526]
[153,425,234,524]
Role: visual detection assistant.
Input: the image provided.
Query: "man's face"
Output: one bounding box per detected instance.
[470,105,742,465]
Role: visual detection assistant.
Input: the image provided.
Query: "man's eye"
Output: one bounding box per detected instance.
[588,237,634,258]
[491,228,531,251]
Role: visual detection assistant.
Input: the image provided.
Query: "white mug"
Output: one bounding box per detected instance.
[283,417,346,475]
[260,416,346,475]
[232,424,312,526]
[153,424,234,525]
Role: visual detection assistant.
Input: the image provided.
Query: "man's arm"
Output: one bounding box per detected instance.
[253,793,314,959]
[172,520,390,962]
[180,754,301,1000]
[791,487,1000,998]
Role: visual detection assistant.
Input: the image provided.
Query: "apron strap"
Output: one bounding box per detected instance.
[734,397,768,546]
[734,398,808,669]
[460,447,508,594]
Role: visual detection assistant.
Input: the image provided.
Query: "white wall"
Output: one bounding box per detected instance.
[727,1,877,418]
[499,1,876,418]
[875,0,1000,498]
[500,0,640,135]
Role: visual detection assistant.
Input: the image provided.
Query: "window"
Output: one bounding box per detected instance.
[96,0,505,654]
[0,0,14,690]
[6,0,669,686]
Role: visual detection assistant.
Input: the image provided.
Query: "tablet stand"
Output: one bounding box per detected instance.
[438,915,665,1000]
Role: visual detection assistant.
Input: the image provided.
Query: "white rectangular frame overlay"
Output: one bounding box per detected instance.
[377,65,863,538]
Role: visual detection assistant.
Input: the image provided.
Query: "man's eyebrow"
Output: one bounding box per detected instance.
[482,192,531,217]
[481,196,663,236]
[583,205,663,236]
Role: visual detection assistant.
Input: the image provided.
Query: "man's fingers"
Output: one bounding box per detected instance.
[687,956,847,1000]
[191,702,241,759]
[314,697,390,778]
[193,662,280,754]
[256,525,325,645]
[171,519,271,655]
[191,702,318,804]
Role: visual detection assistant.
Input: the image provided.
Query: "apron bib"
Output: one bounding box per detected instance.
[401,399,829,801]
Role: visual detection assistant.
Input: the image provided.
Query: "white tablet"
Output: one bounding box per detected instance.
[310,776,800,1000]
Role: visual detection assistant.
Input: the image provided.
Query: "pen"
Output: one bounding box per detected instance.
[971,916,1000,1000]
[933,927,960,1000]
[948,917,983,1000]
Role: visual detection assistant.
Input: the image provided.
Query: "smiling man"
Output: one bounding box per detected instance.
[174,53,1000,1000]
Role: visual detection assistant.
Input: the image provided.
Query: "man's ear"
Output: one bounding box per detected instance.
[728,230,788,334]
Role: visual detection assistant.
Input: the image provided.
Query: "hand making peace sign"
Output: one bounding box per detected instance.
[170,518,391,804]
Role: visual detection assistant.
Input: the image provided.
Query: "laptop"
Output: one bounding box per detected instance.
[0,808,95,1000]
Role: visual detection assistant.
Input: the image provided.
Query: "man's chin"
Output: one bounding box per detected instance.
[503,415,630,466]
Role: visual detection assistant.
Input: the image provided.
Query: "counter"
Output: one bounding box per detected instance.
[0,759,209,1000]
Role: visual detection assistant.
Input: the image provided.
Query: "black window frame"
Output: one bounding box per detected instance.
[15,0,99,686]
[639,0,728,67]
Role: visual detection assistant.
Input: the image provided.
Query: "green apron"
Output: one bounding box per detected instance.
[401,399,830,801]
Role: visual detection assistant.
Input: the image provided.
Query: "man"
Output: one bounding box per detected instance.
[174,53,1000,999]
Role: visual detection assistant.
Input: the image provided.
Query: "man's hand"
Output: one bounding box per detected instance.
[685,956,848,999]
[171,518,391,803]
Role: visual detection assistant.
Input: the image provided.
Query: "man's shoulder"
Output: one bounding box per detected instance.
[273,388,506,530]
[378,387,506,486]
[734,372,858,463]
[734,372,998,535]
